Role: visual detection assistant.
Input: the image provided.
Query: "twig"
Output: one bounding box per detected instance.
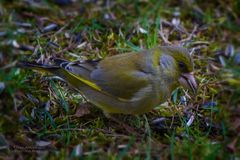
[158,21,172,45]
[181,25,198,43]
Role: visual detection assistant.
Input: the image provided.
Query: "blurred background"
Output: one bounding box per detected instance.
[0,0,239,159]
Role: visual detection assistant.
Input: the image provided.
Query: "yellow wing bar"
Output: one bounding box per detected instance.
[67,71,102,92]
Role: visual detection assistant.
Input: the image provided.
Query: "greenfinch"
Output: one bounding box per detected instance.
[19,46,197,114]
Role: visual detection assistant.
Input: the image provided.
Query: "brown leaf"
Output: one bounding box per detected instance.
[74,104,91,117]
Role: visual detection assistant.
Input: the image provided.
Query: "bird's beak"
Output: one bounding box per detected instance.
[178,72,198,94]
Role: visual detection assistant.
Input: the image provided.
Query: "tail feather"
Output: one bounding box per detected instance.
[17,61,72,85]
[17,61,60,72]
[17,60,102,92]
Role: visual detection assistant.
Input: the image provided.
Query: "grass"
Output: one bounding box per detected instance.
[0,0,240,159]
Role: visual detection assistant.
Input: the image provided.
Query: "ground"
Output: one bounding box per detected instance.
[0,0,240,159]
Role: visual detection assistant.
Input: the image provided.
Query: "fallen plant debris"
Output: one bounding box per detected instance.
[0,0,239,159]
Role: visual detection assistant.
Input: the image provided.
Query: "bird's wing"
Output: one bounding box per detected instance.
[52,52,152,100]
[90,53,151,100]
[52,58,99,81]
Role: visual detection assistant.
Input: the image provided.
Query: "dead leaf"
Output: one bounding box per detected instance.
[74,104,90,117]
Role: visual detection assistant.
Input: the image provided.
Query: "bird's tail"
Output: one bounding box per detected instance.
[17,59,101,91]
[17,60,100,91]
[17,61,60,72]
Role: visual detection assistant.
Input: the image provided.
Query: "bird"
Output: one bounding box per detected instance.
[19,46,197,115]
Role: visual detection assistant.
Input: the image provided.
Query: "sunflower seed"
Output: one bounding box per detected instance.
[224,43,234,57]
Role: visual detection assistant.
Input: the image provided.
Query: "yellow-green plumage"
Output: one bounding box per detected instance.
[19,46,197,114]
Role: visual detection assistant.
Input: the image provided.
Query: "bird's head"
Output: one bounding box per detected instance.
[161,46,198,94]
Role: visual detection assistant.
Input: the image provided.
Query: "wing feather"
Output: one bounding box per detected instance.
[90,52,151,100]
[52,51,154,100]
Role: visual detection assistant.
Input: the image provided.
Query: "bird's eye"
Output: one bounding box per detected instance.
[178,62,185,69]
